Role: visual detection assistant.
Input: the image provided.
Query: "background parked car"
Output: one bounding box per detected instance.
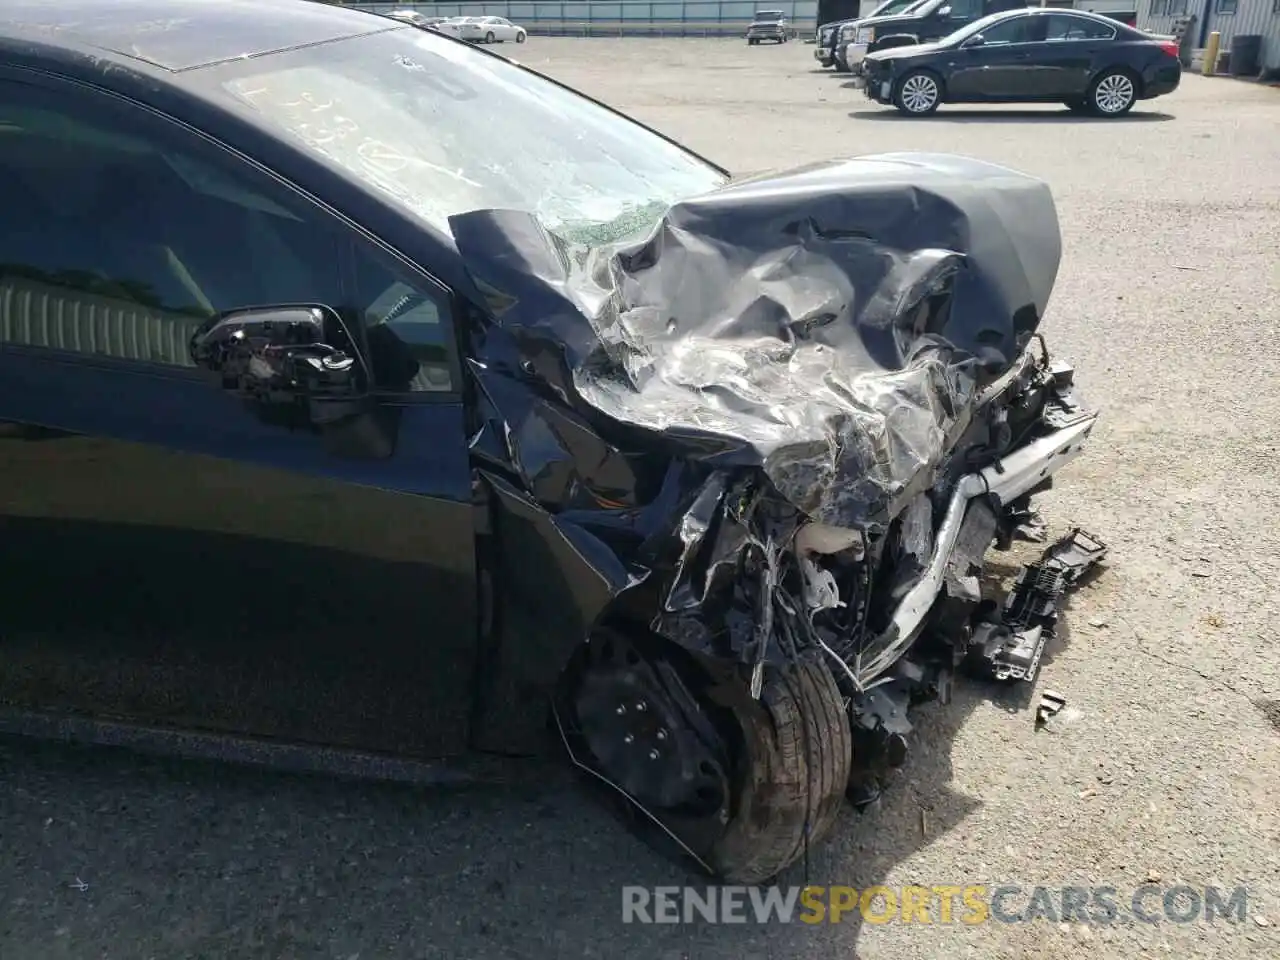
[381,9,448,31]
[432,16,465,37]
[842,0,1034,75]
[859,7,1182,115]
[831,0,930,69]
[451,15,527,43]
[746,9,795,44]
[816,0,924,69]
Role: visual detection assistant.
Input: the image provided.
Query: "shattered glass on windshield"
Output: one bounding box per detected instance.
[450,152,1062,533]
[219,28,726,243]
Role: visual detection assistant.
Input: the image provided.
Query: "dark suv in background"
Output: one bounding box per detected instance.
[816,0,921,69]
[838,0,1033,74]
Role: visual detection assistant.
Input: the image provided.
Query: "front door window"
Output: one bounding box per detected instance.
[0,79,457,394]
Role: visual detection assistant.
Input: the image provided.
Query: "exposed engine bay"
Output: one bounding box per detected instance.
[648,341,1106,804]
[453,152,1109,882]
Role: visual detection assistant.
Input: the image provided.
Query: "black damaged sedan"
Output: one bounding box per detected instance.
[860,7,1182,116]
[0,0,1102,883]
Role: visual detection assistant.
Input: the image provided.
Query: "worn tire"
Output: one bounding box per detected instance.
[706,657,852,885]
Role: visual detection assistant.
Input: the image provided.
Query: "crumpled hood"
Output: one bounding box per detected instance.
[449,152,1061,532]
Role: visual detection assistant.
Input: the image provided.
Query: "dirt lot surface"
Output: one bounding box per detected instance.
[3,36,1280,960]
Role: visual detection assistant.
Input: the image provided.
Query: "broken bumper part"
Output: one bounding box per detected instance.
[856,390,1098,685]
[972,528,1109,683]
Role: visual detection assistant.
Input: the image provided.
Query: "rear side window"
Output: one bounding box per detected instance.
[1045,14,1117,39]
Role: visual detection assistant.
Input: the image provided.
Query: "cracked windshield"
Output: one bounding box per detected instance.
[219,27,728,245]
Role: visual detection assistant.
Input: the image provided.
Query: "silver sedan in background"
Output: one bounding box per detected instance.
[381,9,449,30]
[450,16,528,43]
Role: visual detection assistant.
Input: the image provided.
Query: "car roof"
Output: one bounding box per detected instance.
[983,6,1129,26]
[0,0,394,73]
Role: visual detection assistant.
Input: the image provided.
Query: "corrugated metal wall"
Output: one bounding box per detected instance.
[347,0,822,33]
[1139,0,1280,69]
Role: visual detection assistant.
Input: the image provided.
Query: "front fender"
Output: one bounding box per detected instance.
[469,471,648,754]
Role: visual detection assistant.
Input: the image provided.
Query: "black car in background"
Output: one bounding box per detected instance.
[746,9,794,43]
[833,0,935,70]
[834,0,936,69]
[839,0,1033,73]
[860,7,1182,115]
[815,0,921,69]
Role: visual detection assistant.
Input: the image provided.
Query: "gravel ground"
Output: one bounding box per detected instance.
[4,37,1280,960]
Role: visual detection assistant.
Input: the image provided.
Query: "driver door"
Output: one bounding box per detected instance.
[0,72,479,759]
[945,14,1047,100]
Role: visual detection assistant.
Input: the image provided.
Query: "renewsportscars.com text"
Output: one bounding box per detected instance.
[621,884,1251,925]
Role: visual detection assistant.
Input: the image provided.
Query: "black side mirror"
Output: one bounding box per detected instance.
[190,305,370,430]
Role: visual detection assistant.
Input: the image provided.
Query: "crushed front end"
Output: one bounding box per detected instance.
[451,153,1105,883]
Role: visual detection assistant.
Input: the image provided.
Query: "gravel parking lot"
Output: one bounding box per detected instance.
[3,36,1279,960]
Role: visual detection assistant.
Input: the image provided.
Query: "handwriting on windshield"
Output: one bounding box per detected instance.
[231,80,413,175]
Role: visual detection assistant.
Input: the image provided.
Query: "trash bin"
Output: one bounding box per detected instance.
[1230,34,1262,77]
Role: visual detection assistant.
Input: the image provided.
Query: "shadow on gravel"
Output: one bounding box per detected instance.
[0,695,985,960]
[1256,699,1280,734]
[847,107,1175,123]
[0,670,1054,958]
[0,551,1092,959]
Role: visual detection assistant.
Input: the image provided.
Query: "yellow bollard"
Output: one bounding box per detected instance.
[1203,31,1220,76]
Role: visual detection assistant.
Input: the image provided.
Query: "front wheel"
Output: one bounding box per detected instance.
[516,31,526,43]
[561,630,852,885]
[1088,68,1137,116]
[705,658,852,884]
[485,31,496,43]
[893,69,943,115]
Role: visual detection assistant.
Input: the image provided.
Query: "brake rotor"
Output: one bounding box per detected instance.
[572,635,726,816]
